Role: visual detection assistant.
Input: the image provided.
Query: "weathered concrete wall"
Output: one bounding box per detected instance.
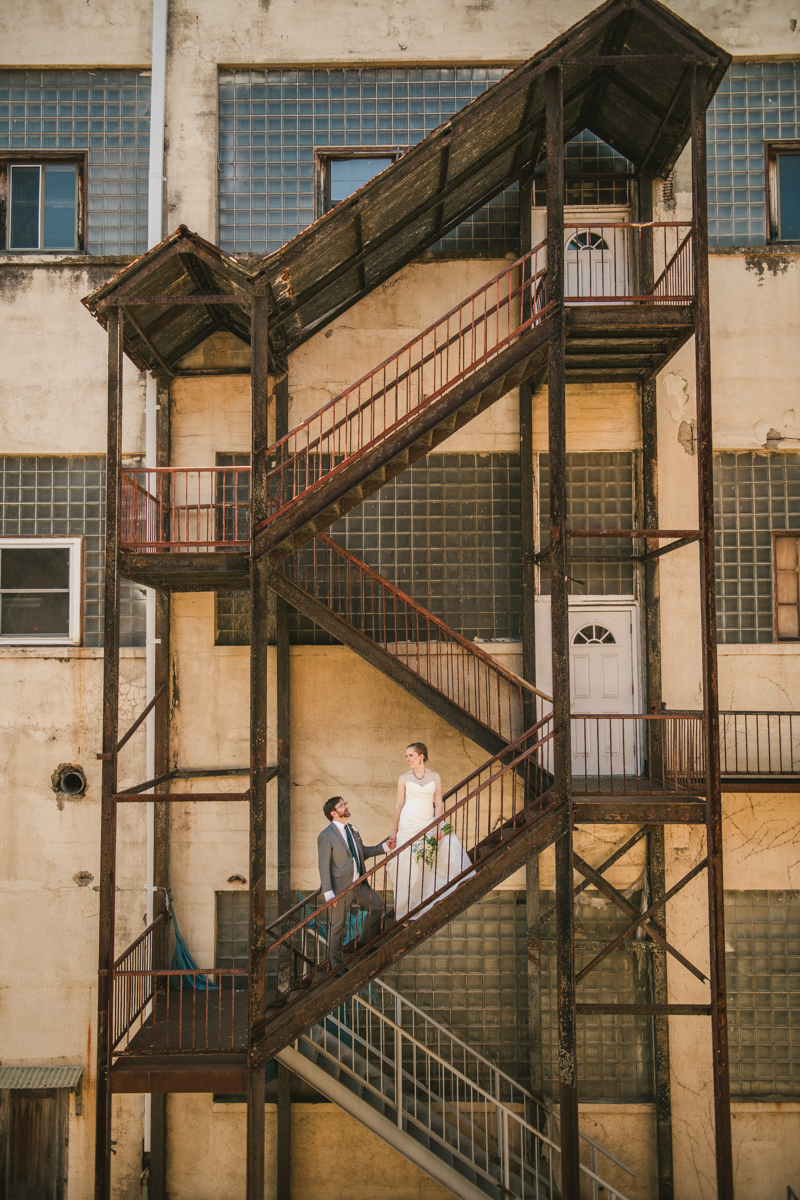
[0,266,143,456]
[0,647,147,1199]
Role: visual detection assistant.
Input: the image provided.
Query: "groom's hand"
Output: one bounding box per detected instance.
[385,835,397,851]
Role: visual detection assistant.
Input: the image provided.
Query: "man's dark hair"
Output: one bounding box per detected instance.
[323,796,343,822]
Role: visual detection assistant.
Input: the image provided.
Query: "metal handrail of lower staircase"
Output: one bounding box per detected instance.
[262,715,556,979]
[279,531,551,743]
[262,715,551,940]
[299,979,634,1200]
[259,240,551,526]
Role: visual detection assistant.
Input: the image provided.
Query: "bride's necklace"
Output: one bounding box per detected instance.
[412,767,426,781]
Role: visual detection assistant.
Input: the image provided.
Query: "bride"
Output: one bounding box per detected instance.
[385,742,474,921]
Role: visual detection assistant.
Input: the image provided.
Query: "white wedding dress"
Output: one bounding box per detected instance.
[386,780,475,920]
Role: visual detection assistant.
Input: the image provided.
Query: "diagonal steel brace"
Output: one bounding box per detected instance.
[572,851,708,984]
[576,856,709,983]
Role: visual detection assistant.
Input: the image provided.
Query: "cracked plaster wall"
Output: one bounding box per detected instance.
[0,650,146,1200]
[0,266,144,456]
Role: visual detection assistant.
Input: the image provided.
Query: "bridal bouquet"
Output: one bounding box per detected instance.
[412,823,453,868]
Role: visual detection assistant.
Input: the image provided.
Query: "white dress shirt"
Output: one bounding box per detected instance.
[323,822,388,901]
[323,821,360,901]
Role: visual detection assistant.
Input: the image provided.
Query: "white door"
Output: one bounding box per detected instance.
[564,224,630,300]
[569,609,636,779]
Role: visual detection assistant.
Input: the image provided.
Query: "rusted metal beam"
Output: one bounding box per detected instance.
[247,287,271,1200]
[97,681,167,759]
[566,528,699,539]
[545,63,580,1200]
[649,826,674,1200]
[692,63,733,1200]
[95,306,123,1200]
[575,857,709,982]
[576,1003,711,1015]
[122,309,175,379]
[538,825,650,928]
[572,852,708,983]
[114,791,252,802]
[574,799,706,823]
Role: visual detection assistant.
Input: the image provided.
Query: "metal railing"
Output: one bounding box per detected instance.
[567,712,705,793]
[121,465,251,551]
[261,719,554,1007]
[279,532,550,743]
[563,222,693,303]
[296,976,634,1200]
[719,711,800,776]
[112,915,248,1054]
[260,241,552,523]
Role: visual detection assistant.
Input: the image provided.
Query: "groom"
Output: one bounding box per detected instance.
[318,796,392,970]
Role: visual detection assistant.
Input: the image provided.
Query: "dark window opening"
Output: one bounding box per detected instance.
[318,151,396,215]
[5,159,81,252]
[767,143,800,243]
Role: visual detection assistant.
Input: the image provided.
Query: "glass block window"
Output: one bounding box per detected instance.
[382,890,530,1085]
[707,62,800,247]
[0,69,150,256]
[538,452,635,596]
[0,456,145,647]
[218,67,518,256]
[217,452,522,646]
[725,890,800,1099]
[714,452,800,644]
[534,129,631,206]
[540,892,655,1101]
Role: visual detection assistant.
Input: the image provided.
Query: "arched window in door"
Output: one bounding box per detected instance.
[572,624,616,645]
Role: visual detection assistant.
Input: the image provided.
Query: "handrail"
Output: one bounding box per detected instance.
[259,241,551,526]
[112,911,167,971]
[563,220,693,303]
[279,532,549,744]
[264,715,554,936]
[299,977,633,1198]
[264,721,554,965]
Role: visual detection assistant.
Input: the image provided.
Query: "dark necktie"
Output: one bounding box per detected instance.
[344,824,363,874]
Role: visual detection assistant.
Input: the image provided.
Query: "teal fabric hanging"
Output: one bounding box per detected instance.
[166,891,218,990]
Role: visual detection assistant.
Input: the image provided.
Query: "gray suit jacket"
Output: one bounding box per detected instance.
[318,822,385,896]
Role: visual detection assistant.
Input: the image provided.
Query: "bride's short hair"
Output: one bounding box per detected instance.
[407,742,428,762]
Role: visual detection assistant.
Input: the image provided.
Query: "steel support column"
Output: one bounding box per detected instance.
[275,372,292,1200]
[94,307,123,1200]
[638,168,674,1200]
[148,374,171,1200]
[692,64,734,1200]
[520,176,544,1102]
[247,288,271,1200]
[545,64,580,1200]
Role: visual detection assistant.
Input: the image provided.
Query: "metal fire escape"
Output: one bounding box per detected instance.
[84,4,738,1198]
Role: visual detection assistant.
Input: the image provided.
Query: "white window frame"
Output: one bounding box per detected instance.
[0,537,83,645]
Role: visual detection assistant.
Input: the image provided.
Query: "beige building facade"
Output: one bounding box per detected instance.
[1,1,799,1198]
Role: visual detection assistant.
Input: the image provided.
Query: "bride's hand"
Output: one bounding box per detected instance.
[387,835,397,850]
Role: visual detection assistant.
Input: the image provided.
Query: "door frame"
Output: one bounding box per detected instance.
[534,595,643,766]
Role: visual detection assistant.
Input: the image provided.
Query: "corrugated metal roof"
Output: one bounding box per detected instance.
[82,0,729,373]
[0,1066,83,1090]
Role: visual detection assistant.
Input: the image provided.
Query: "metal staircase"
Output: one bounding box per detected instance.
[278,977,635,1200]
[270,531,549,755]
[255,241,554,563]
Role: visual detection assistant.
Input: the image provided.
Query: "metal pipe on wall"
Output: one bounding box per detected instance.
[143,0,168,1178]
